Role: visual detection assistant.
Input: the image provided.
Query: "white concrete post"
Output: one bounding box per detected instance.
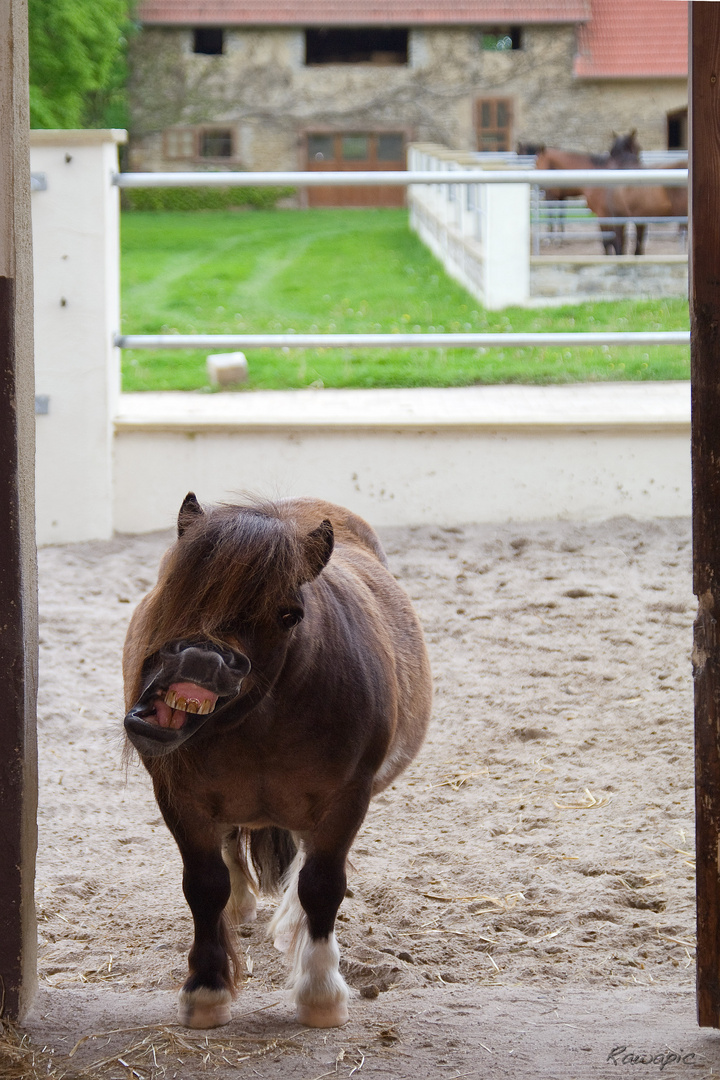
[30,129,126,545]
[481,182,530,309]
[408,145,531,310]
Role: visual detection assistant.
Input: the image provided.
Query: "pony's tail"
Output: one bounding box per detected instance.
[238,827,298,896]
[220,910,242,992]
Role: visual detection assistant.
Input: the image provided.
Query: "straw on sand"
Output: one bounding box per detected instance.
[0,1013,306,1080]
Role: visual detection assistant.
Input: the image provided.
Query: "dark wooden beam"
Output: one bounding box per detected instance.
[691,0,720,1030]
[0,0,38,1021]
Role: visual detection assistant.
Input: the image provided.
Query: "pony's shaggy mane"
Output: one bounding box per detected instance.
[142,498,312,657]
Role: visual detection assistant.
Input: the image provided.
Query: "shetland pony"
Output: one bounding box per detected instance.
[123,494,432,1029]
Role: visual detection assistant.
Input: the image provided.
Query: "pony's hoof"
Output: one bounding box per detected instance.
[178,988,232,1029]
[296,1001,349,1028]
[273,930,294,953]
[227,898,257,925]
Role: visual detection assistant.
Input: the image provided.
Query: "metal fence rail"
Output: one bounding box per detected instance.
[116,167,689,352]
[117,331,690,350]
[114,169,688,189]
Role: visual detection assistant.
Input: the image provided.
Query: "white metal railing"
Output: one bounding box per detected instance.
[114,169,687,189]
[115,163,689,345]
[116,331,689,349]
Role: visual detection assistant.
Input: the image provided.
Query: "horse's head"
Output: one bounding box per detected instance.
[123,494,334,758]
[608,129,641,165]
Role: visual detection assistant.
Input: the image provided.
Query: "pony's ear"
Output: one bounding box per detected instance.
[302,519,334,582]
[178,491,204,537]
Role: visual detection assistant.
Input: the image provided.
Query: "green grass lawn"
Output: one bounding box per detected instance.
[121,209,690,392]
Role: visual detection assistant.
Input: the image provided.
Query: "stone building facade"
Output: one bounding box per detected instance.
[129,1,688,186]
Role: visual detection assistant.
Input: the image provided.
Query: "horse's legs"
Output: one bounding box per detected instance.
[270,787,371,1028]
[178,842,238,1027]
[600,226,615,255]
[156,791,238,1029]
[615,224,623,255]
[634,223,647,256]
[221,829,258,926]
[292,850,351,1027]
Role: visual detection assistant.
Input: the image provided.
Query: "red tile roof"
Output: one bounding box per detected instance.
[137,0,591,25]
[574,0,687,78]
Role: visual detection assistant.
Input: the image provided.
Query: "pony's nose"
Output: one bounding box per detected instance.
[164,642,251,696]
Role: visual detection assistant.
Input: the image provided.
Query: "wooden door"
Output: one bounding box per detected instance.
[475,98,513,152]
[306,132,406,207]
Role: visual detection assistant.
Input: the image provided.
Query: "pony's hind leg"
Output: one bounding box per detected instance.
[221,829,258,925]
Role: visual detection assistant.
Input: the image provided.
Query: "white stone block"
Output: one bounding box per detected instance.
[207,351,249,386]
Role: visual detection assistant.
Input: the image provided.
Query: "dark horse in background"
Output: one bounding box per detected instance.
[532,132,640,242]
[123,494,432,1029]
[532,131,687,255]
[583,154,688,255]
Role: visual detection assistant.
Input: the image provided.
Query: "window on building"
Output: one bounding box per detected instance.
[305,27,408,64]
[193,27,224,55]
[308,134,335,162]
[199,129,234,158]
[307,132,405,166]
[164,128,197,160]
[341,134,369,161]
[377,133,404,161]
[305,131,406,207]
[667,106,688,150]
[481,27,522,51]
[475,98,513,151]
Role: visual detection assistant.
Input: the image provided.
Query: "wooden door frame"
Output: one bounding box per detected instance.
[0,0,39,1023]
[691,0,720,1029]
[4,0,720,1033]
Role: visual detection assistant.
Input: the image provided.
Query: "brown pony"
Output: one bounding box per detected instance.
[534,144,611,204]
[580,131,643,254]
[533,134,633,234]
[579,133,686,255]
[585,160,688,255]
[123,494,432,1030]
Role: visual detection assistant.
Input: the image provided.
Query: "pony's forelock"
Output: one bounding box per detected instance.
[143,499,311,655]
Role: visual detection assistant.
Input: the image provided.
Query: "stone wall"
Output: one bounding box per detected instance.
[128,25,688,172]
[530,255,688,300]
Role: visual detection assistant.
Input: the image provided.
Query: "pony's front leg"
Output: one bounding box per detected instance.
[178,844,238,1028]
[292,850,350,1028]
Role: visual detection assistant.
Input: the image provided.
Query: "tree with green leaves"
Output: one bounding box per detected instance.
[28,0,134,129]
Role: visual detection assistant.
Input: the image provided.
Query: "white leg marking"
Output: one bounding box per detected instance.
[221,833,258,925]
[289,927,350,1028]
[178,986,233,1029]
[267,849,304,953]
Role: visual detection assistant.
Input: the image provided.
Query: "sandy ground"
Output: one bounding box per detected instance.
[19,513,719,1078]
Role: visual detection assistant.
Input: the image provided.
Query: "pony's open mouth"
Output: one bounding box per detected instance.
[147,681,219,730]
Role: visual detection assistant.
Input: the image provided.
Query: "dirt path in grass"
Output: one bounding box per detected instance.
[27,514,704,1077]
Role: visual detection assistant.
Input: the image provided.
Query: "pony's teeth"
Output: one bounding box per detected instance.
[163,689,215,715]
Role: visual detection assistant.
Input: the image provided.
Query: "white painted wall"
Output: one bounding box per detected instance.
[113,385,691,534]
[30,130,125,545]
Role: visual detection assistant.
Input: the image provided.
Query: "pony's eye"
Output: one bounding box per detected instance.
[280,608,303,629]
